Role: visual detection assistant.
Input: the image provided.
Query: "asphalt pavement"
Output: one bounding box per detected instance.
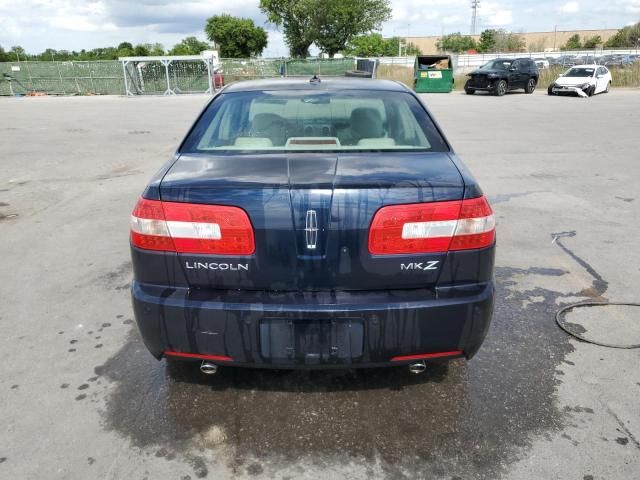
[1,88,639,479]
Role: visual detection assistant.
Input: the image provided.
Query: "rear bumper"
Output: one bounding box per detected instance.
[132,281,494,369]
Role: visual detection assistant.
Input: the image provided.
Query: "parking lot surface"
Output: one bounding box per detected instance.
[1,90,639,479]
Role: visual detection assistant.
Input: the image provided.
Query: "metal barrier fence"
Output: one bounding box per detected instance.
[0,57,358,96]
[0,61,124,96]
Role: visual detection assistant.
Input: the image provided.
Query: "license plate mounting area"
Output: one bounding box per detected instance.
[259,318,364,364]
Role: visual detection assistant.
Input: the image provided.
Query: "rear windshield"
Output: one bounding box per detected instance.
[181,90,449,153]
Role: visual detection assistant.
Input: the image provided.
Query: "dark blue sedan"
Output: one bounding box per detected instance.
[130,78,495,375]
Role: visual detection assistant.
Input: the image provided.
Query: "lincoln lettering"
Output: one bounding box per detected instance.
[185,262,249,271]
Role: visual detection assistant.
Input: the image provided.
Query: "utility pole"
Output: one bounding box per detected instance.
[471,0,480,35]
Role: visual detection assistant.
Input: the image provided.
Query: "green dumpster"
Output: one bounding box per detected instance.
[414,55,454,93]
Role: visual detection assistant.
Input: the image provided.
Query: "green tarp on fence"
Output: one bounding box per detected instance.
[0,61,124,95]
[0,58,357,96]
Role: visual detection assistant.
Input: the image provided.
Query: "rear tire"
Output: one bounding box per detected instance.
[464,80,475,95]
[525,77,537,94]
[547,85,555,96]
[494,80,507,96]
[605,81,611,93]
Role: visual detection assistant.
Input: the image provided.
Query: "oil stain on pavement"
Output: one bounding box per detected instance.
[94,267,588,479]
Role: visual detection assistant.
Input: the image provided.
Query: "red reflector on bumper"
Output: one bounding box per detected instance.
[391,350,463,362]
[164,351,233,362]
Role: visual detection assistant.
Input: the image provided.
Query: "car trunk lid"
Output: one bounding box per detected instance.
[159,152,465,291]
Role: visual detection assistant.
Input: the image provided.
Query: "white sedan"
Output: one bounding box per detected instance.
[548,65,612,97]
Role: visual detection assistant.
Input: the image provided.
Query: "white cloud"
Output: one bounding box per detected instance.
[479,2,513,27]
[0,0,635,56]
[442,15,462,25]
[559,1,581,13]
[620,0,640,13]
[48,14,116,32]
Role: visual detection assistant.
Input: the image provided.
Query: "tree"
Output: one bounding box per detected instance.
[116,42,134,57]
[132,44,151,56]
[347,34,421,57]
[477,29,497,53]
[563,34,582,50]
[347,33,387,56]
[260,0,316,58]
[437,33,476,53]
[605,22,640,48]
[205,14,268,58]
[494,30,525,52]
[261,0,391,58]
[0,45,9,62]
[384,37,421,56]
[148,43,165,56]
[314,0,392,57]
[583,35,602,49]
[169,37,210,55]
[10,46,27,61]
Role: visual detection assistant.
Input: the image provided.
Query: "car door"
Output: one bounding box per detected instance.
[509,60,523,88]
[595,67,606,93]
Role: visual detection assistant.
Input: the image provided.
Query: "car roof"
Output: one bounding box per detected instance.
[569,64,599,68]
[222,78,409,93]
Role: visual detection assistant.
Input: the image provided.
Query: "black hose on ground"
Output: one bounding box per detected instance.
[555,302,640,349]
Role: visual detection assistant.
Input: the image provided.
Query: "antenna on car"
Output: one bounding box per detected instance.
[309,74,321,84]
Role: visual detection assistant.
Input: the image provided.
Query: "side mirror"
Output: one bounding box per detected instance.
[509,67,517,72]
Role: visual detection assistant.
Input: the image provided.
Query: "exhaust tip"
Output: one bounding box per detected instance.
[200,361,218,375]
[408,361,427,375]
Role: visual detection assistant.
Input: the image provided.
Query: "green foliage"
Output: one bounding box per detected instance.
[457,29,525,53]
[563,34,582,50]
[583,35,602,49]
[605,22,640,48]
[261,0,391,58]
[314,0,392,57]
[260,0,316,58]
[347,34,421,56]
[477,29,497,53]
[169,37,210,55]
[10,46,26,61]
[205,14,268,58]
[0,42,168,62]
[347,33,387,56]
[437,33,477,53]
[494,30,525,52]
[385,37,421,56]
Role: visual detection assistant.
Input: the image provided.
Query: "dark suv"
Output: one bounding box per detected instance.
[465,58,539,96]
[130,78,495,375]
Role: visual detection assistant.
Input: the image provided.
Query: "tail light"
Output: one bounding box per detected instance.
[130,198,255,255]
[368,196,495,255]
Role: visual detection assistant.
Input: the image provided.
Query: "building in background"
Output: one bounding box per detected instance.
[405,29,620,54]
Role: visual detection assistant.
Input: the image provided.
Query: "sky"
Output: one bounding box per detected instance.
[0,0,638,56]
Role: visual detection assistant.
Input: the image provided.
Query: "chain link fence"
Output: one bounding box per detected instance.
[1,57,358,96]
